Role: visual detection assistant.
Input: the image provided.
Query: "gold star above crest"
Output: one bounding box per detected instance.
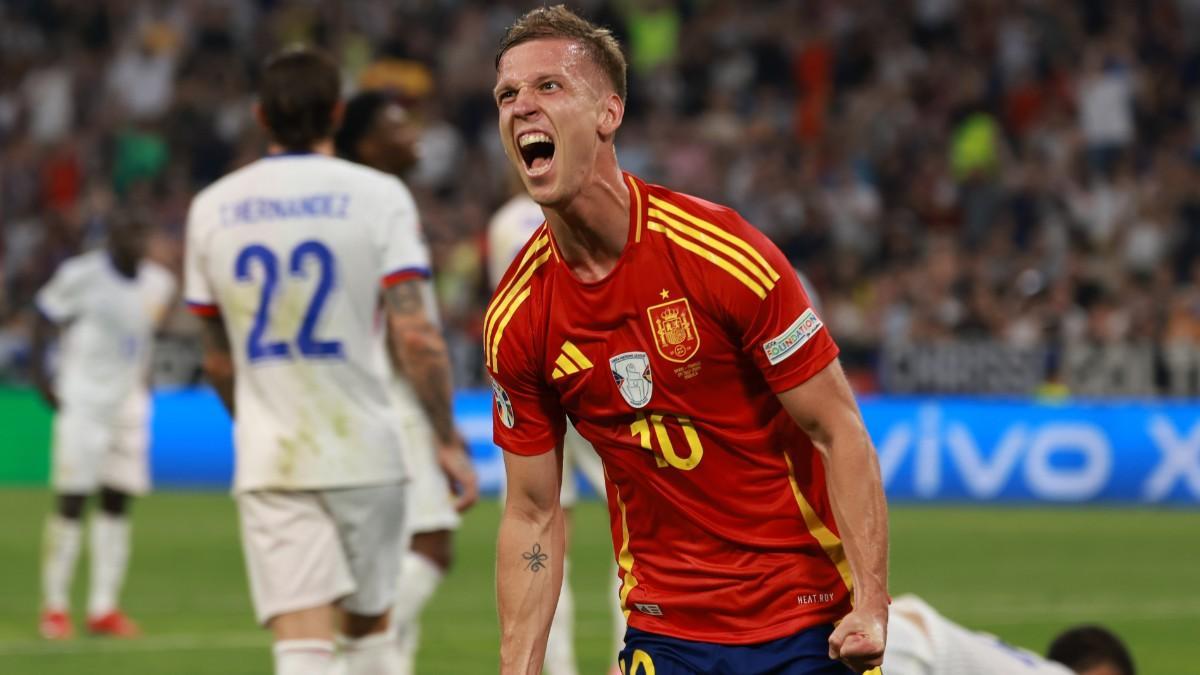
[659,289,670,300]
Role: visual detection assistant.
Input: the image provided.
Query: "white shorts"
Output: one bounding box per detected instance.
[236,484,406,625]
[51,396,150,496]
[560,421,606,508]
[398,411,462,537]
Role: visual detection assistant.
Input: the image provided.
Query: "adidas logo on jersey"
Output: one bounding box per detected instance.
[551,341,594,380]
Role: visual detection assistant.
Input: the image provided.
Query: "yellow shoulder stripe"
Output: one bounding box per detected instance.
[647,195,780,282]
[784,453,854,593]
[484,231,551,371]
[489,287,532,373]
[649,208,776,289]
[626,175,644,243]
[647,220,767,299]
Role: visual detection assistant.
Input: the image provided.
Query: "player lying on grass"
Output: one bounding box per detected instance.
[885,595,1135,675]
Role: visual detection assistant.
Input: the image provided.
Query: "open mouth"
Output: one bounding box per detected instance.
[518,131,556,176]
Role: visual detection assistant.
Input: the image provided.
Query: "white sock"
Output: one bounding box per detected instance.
[274,639,335,675]
[342,632,402,674]
[391,552,444,675]
[42,515,83,612]
[545,558,578,675]
[87,512,131,617]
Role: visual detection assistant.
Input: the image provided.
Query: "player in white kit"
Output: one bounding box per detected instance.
[885,595,1135,675]
[32,211,176,640]
[488,189,624,675]
[335,89,479,673]
[184,48,474,675]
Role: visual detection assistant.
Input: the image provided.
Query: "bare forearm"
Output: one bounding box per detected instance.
[497,504,565,675]
[203,357,235,416]
[30,315,58,407]
[825,422,889,608]
[396,325,456,443]
[199,315,235,416]
[384,279,457,443]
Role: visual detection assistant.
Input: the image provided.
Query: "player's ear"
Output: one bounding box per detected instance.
[597,92,624,140]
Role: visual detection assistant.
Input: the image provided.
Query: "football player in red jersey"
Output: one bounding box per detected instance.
[488,6,889,675]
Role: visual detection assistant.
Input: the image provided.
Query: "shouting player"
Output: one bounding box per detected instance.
[335,89,479,674]
[488,6,888,675]
[884,595,1136,675]
[488,183,624,675]
[32,210,176,639]
[184,47,474,675]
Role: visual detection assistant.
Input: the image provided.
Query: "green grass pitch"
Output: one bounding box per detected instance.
[0,490,1196,673]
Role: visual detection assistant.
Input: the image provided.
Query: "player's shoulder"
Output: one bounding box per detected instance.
[53,249,105,280]
[484,222,556,375]
[641,180,784,301]
[642,180,751,232]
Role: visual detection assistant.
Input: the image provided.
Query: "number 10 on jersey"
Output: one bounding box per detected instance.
[630,412,705,470]
[235,240,343,363]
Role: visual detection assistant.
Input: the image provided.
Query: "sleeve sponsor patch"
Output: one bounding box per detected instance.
[491,378,516,429]
[762,308,824,366]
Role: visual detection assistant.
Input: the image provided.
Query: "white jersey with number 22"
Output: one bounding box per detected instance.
[185,153,430,493]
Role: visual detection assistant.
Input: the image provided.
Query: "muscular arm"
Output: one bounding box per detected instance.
[384,279,455,443]
[29,311,60,410]
[384,279,479,511]
[198,314,235,416]
[497,447,565,675]
[777,358,888,671]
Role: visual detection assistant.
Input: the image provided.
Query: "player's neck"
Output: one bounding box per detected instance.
[544,165,630,283]
[265,139,335,157]
[106,250,138,279]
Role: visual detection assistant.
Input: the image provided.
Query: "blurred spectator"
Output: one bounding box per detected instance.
[2,0,1200,395]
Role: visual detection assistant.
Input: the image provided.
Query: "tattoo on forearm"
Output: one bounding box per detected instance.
[385,280,424,315]
[387,279,456,442]
[522,544,548,572]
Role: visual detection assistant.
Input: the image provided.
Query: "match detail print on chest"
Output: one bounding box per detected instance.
[552,287,704,412]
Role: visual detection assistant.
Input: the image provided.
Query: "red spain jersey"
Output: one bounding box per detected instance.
[486,173,851,644]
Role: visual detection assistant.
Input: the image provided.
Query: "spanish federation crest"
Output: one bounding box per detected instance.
[646,298,700,363]
[491,378,515,428]
[610,352,653,409]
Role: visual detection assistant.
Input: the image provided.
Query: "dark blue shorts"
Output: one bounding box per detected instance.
[619,624,867,675]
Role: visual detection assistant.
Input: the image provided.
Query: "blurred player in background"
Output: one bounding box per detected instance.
[335,89,479,674]
[32,210,176,640]
[184,47,474,675]
[488,183,624,675]
[884,595,1135,675]
[489,7,888,675]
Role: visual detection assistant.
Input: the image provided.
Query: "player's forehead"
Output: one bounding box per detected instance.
[495,37,600,91]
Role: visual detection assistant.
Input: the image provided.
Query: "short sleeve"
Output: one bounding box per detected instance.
[716,217,838,393]
[377,179,432,288]
[183,200,218,317]
[488,320,565,457]
[35,259,84,323]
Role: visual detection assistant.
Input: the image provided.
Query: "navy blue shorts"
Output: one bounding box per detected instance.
[619,624,866,675]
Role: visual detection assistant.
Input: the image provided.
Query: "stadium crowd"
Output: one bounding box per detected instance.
[2,0,1200,391]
